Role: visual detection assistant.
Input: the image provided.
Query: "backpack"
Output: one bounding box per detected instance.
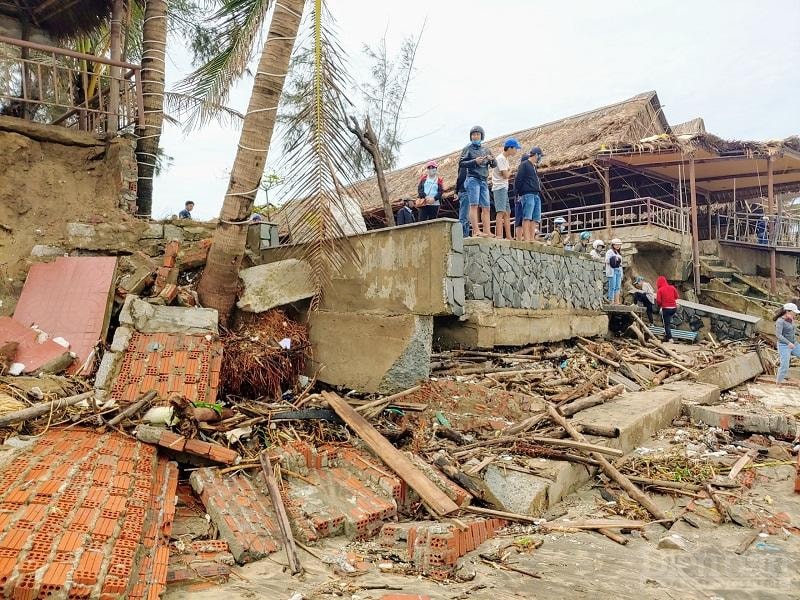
[609,254,622,269]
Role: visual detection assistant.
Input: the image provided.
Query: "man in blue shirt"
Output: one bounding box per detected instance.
[178,201,194,219]
[514,147,544,242]
[459,126,496,237]
[396,197,416,226]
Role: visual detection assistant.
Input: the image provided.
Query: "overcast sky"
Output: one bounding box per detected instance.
[152,0,800,220]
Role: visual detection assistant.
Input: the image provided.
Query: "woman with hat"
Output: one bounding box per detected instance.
[774,302,800,384]
[416,161,444,221]
[589,239,605,260]
[632,276,656,325]
[605,238,624,304]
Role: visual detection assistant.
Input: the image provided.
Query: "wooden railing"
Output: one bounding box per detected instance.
[540,197,689,235]
[716,213,800,249]
[0,35,142,134]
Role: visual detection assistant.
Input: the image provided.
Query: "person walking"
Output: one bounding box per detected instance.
[590,239,605,260]
[491,138,521,239]
[605,238,624,304]
[396,196,416,226]
[178,201,194,219]
[655,275,680,342]
[516,147,544,242]
[459,125,496,237]
[416,161,444,221]
[775,302,800,384]
[632,275,656,325]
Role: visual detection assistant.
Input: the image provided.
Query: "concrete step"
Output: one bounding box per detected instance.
[701,264,737,281]
[700,256,726,268]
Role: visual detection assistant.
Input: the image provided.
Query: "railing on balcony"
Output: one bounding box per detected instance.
[0,35,142,135]
[716,213,800,249]
[540,197,689,236]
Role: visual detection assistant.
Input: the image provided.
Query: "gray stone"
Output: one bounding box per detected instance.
[109,326,134,352]
[447,252,465,278]
[30,245,65,258]
[163,224,185,241]
[450,278,465,307]
[66,222,96,237]
[237,259,315,313]
[120,295,218,335]
[451,223,464,253]
[493,290,506,308]
[657,534,691,551]
[140,223,164,239]
[94,351,122,391]
[471,284,484,300]
[482,464,549,516]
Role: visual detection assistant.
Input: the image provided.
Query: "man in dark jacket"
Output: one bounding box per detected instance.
[515,146,544,242]
[396,197,416,226]
[459,125,496,237]
[455,165,469,237]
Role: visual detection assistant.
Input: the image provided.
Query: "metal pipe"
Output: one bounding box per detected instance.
[768,155,777,293]
[0,34,140,70]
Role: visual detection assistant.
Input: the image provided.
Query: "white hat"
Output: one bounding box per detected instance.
[592,239,605,249]
[611,238,622,245]
[554,217,566,224]
[783,303,800,314]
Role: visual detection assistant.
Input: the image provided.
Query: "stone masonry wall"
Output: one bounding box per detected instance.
[673,305,756,341]
[463,239,604,311]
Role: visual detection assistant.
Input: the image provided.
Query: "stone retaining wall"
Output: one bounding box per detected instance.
[463,239,604,311]
[673,303,758,341]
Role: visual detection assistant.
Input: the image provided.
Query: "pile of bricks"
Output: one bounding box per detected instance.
[379,518,505,580]
[136,424,239,465]
[0,429,177,599]
[167,540,233,585]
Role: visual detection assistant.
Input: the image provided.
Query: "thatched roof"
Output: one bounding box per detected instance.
[672,117,706,136]
[601,132,800,158]
[0,0,113,39]
[331,91,670,215]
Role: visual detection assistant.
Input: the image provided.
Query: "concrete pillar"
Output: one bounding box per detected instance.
[689,155,701,296]
[768,154,777,293]
[108,0,124,132]
[603,165,612,238]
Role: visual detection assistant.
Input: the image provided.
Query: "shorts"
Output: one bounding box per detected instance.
[466,176,490,208]
[520,193,541,222]
[492,187,510,212]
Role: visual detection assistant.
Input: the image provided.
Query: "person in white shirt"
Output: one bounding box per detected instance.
[605,238,624,304]
[491,138,521,239]
[590,239,605,260]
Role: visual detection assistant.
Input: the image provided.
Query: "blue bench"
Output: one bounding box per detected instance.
[647,325,700,343]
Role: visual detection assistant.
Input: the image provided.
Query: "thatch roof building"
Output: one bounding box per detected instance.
[0,0,113,39]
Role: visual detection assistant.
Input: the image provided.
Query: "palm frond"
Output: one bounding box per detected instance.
[163,90,244,132]
[172,0,274,127]
[275,0,362,308]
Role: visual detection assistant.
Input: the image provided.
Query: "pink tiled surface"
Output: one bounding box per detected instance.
[13,257,117,375]
[0,429,177,599]
[109,333,222,404]
[0,317,69,374]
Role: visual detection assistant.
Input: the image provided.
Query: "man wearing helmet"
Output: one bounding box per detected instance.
[459,126,497,237]
[574,231,593,253]
[549,217,570,248]
[590,239,605,260]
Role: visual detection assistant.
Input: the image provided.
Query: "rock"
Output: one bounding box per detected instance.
[30,245,65,258]
[658,533,691,551]
[119,295,218,335]
[163,224,185,241]
[237,259,315,313]
[140,223,164,239]
[66,223,96,237]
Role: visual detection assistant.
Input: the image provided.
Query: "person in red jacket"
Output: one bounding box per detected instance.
[655,276,680,342]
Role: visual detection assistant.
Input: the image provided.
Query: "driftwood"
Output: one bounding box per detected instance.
[734,529,760,555]
[544,518,647,531]
[577,343,620,368]
[530,436,624,457]
[728,449,757,480]
[552,371,605,404]
[433,454,489,501]
[705,483,730,523]
[462,505,540,524]
[0,391,94,427]
[577,423,620,438]
[104,391,157,428]
[502,413,547,436]
[626,476,702,492]
[597,528,628,545]
[546,404,671,524]
[259,451,302,574]
[558,384,625,417]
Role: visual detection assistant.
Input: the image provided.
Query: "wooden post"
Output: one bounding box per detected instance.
[108,0,124,132]
[603,165,612,238]
[768,154,777,293]
[689,155,701,297]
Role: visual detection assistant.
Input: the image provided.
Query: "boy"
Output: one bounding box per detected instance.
[491,138,521,239]
[459,126,497,237]
[178,201,194,219]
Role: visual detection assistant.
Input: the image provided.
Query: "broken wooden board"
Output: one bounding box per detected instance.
[608,371,642,392]
[323,391,460,516]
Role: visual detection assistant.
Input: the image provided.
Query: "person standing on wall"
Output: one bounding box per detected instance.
[459,125,497,237]
[396,196,416,226]
[455,164,469,238]
[416,161,444,221]
[491,138,521,239]
[515,147,545,242]
[632,275,656,325]
[655,275,680,342]
[590,239,605,260]
[513,152,529,240]
[574,231,592,253]
[775,302,800,384]
[605,238,624,304]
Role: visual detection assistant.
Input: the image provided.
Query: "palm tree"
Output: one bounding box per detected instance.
[135,0,168,217]
[197,0,305,321]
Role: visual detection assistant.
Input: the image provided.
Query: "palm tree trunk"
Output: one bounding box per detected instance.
[197,0,305,323]
[135,0,168,217]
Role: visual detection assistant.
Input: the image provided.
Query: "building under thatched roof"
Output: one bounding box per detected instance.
[0,0,113,39]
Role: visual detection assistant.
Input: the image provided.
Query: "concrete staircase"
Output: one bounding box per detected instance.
[700,255,737,282]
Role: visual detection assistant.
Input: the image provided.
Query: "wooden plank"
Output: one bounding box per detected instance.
[259,451,302,574]
[608,371,641,392]
[323,391,459,516]
[530,436,624,457]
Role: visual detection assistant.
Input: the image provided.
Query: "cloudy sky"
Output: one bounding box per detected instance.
[152,0,800,220]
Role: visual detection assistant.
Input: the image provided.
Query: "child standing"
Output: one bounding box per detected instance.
[604,238,624,304]
[491,138,521,239]
[775,302,800,384]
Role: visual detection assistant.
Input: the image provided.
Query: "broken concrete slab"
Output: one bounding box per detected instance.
[695,352,763,391]
[13,256,117,374]
[117,252,157,298]
[0,316,73,374]
[237,259,315,313]
[119,295,218,336]
[662,381,720,405]
[29,244,65,258]
[482,463,550,516]
[683,403,797,438]
[309,310,432,393]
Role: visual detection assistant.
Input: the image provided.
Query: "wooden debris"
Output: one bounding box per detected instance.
[0,390,94,427]
[530,436,624,457]
[705,483,730,523]
[734,529,760,555]
[598,528,629,545]
[102,391,156,430]
[544,518,647,531]
[577,423,620,438]
[577,343,620,368]
[259,451,302,574]
[558,384,625,417]
[323,391,460,516]
[728,449,757,480]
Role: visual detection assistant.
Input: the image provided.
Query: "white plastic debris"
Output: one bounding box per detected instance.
[279,337,292,350]
[143,405,175,425]
[298,375,310,387]
[52,337,70,349]
[8,363,24,376]
[225,426,253,444]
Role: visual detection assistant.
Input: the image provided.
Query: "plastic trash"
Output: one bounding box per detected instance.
[279,337,292,350]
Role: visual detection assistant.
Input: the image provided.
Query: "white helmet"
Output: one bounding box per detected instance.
[554,217,566,225]
[592,239,605,249]
[611,238,622,245]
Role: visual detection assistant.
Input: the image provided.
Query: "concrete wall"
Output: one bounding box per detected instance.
[700,240,798,277]
[261,219,464,316]
[463,238,604,311]
[673,300,760,341]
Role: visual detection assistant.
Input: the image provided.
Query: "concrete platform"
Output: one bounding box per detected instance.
[695,352,763,391]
